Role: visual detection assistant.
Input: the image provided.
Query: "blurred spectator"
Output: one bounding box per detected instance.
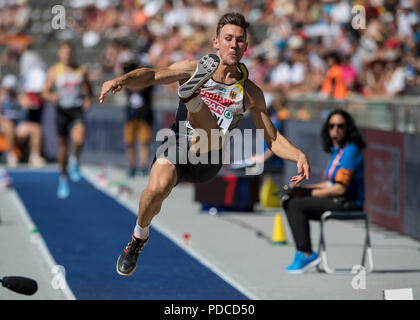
[264,52,290,92]
[99,40,120,77]
[16,67,47,168]
[122,60,155,177]
[46,0,419,100]
[361,58,388,97]
[1,0,418,103]
[162,0,191,29]
[397,0,419,40]
[403,45,420,94]
[0,34,33,65]
[341,53,358,92]
[261,38,307,96]
[0,0,30,37]
[114,40,135,75]
[19,42,46,79]
[190,1,219,28]
[384,54,407,96]
[320,51,348,100]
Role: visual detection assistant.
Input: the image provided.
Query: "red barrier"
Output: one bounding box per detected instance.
[194,174,260,212]
[364,129,405,232]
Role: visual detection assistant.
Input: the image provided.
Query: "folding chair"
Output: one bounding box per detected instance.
[316,210,374,274]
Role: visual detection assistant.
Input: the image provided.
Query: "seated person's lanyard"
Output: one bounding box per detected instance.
[327,147,345,181]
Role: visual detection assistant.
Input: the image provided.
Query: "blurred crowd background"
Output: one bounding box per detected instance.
[1,0,420,167]
[1,0,420,98]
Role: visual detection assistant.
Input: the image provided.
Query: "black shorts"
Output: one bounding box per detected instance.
[153,132,224,186]
[56,107,84,138]
[26,108,43,123]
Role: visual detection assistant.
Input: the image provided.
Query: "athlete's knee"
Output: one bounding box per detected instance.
[144,182,172,203]
[71,124,85,143]
[72,133,85,146]
[145,173,174,203]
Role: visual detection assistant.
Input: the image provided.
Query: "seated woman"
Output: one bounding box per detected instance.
[283,108,365,274]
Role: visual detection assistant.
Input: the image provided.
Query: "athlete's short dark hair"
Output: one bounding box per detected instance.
[216,12,249,38]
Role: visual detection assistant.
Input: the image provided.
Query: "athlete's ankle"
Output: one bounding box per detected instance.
[134,224,149,239]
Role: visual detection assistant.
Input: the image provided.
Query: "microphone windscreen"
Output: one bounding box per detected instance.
[2,276,38,295]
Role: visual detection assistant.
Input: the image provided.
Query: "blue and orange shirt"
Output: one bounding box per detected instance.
[325,143,365,207]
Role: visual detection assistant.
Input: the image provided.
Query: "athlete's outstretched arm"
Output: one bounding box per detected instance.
[99,60,197,103]
[246,81,310,185]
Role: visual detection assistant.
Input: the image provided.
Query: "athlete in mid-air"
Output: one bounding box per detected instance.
[99,12,311,277]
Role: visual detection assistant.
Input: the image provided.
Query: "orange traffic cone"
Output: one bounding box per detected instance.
[271,213,287,244]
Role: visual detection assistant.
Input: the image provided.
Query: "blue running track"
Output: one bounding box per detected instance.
[9,171,248,300]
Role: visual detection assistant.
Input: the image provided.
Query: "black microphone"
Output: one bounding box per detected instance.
[1,276,38,296]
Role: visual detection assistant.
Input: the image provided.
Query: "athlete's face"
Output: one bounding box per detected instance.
[328,114,347,146]
[58,44,73,65]
[213,24,248,66]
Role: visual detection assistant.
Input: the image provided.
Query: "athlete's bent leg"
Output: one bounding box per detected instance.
[116,158,178,276]
[137,158,178,227]
[70,122,85,161]
[178,54,223,152]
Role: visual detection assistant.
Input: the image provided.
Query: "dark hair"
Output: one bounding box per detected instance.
[58,40,79,68]
[59,40,74,50]
[321,109,366,152]
[324,51,342,64]
[216,12,249,38]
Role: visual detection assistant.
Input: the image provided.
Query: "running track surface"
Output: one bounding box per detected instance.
[9,171,248,300]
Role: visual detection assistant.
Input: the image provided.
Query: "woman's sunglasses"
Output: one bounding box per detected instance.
[328,123,345,129]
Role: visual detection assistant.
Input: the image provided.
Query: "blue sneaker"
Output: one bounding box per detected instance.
[69,160,81,182]
[57,177,70,199]
[285,251,320,274]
